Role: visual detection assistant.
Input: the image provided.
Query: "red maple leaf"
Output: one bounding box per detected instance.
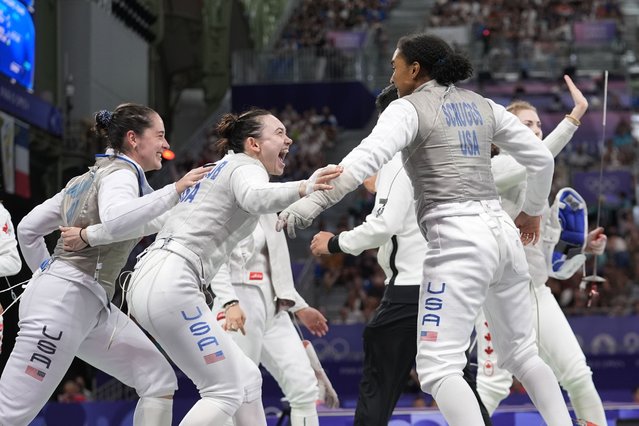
[484,333,491,342]
[2,222,8,234]
[484,346,494,355]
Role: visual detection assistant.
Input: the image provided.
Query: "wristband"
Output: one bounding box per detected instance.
[327,235,343,254]
[565,114,581,126]
[223,300,239,311]
[79,229,91,247]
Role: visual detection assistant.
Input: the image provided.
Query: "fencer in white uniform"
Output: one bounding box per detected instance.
[0,201,22,355]
[476,83,608,426]
[124,109,341,426]
[0,202,22,278]
[277,33,573,425]
[210,213,328,426]
[310,84,491,425]
[0,104,209,426]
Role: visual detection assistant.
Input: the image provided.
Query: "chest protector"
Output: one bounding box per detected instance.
[52,156,143,300]
[403,83,498,217]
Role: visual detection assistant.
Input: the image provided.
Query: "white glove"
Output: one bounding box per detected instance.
[303,340,340,409]
[276,197,325,239]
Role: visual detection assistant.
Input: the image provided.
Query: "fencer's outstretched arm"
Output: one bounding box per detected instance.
[278,100,417,237]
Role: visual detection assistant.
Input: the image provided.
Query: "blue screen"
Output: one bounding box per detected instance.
[0,0,35,90]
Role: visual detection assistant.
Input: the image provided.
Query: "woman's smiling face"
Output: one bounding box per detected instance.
[254,114,293,176]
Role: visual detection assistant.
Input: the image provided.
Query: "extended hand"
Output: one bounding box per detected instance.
[564,74,588,120]
[301,164,343,196]
[311,231,334,256]
[514,211,541,245]
[296,307,328,337]
[175,165,214,194]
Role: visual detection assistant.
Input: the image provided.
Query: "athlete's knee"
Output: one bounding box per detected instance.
[497,340,537,375]
[560,366,595,398]
[553,355,592,387]
[508,354,545,382]
[199,382,245,414]
[416,352,466,394]
[134,364,177,398]
[285,371,318,407]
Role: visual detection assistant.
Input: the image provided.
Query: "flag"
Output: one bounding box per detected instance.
[204,350,225,364]
[14,120,30,198]
[25,365,46,381]
[420,330,438,342]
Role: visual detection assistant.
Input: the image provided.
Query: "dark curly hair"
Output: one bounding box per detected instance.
[396,33,473,85]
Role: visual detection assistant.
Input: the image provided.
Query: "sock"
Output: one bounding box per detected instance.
[290,402,319,426]
[133,396,172,426]
[433,375,484,425]
[517,359,572,426]
[565,377,607,426]
[179,398,231,426]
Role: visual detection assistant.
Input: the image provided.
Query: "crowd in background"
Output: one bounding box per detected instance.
[275,0,397,51]
[428,0,627,75]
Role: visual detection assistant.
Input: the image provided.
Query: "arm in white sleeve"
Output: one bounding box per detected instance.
[208,262,238,308]
[489,100,554,216]
[97,169,179,238]
[231,165,301,214]
[277,101,418,235]
[0,205,22,276]
[17,191,64,272]
[493,118,578,192]
[289,291,310,313]
[85,210,170,246]
[340,99,417,182]
[338,158,413,255]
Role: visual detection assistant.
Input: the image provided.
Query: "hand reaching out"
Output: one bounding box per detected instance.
[514,211,541,245]
[295,307,328,337]
[175,165,214,195]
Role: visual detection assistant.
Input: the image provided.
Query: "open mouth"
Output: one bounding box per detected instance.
[278,149,288,167]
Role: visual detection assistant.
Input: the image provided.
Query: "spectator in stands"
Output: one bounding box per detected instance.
[58,380,87,404]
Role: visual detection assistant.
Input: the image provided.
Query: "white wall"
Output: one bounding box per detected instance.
[59,0,148,120]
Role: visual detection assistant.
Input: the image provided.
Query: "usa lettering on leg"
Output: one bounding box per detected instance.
[420,282,445,342]
[181,307,226,364]
[26,325,63,381]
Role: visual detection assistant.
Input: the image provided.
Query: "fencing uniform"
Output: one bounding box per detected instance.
[281,79,572,425]
[0,202,22,356]
[332,154,491,425]
[0,202,22,277]
[0,153,179,426]
[127,152,306,426]
[210,214,319,426]
[476,118,607,425]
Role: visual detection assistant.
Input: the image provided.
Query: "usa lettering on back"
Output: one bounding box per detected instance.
[442,102,484,157]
